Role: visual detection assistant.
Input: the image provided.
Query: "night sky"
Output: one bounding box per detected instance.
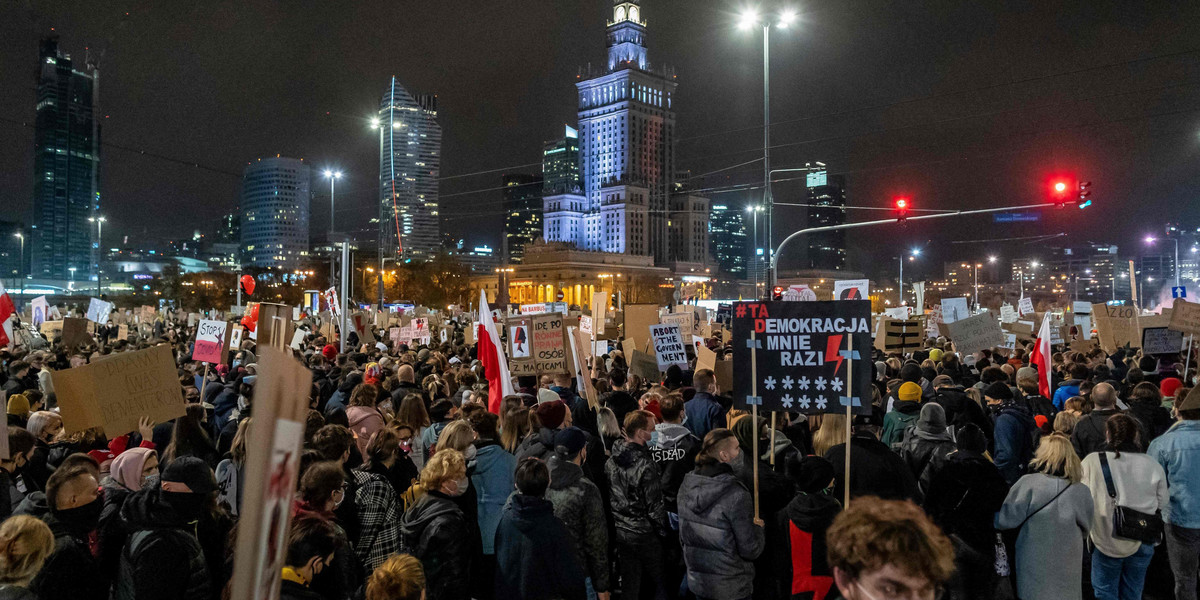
[2,0,1199,279]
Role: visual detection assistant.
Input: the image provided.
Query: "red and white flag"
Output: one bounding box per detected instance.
[477,290,515,414]
[1030,313,1053,398]
[0,282,15,348]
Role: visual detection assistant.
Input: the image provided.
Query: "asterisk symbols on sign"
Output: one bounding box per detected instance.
[799,395,811,410]
[816,396,828,410]
[798,376,811,390]
[782,376,794,390]
[815,377,828,391]
[781,394,794,409]
[764,376,777,391]
[831,379,844,393]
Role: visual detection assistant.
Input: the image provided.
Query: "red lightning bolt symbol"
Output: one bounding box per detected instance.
[826,334,844,376]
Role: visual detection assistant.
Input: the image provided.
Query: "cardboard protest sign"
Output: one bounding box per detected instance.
[579,315,594,337]
[1072,302,1092,315]
[732,300,873,414]
[567,326,599,410]
[878,318,924,354]
[86,298,113,324]
[834,279,870,301]
[696,343,717,373]
[1000,304,1018,324]
[1143,327,1185,355]
[39,320,63,339]
[61,317,92,349]
[661,312,694,344]
[1092,303,1137,352]
[591,292,609,331]
[52,345,186,437]
[650,324,688,371]
[229,347,312,600]
[926,306,943,339]
[531,313,569,374]
[194,320,228,364]
[630,350,660,381]
[349,312,376,345]
[289,328,307,350]
[229,325,244,351]
[508,317,535,376]
[623,304,660,350]
[715,359,733,394]
[999,332,1018,351]
[940,298,969,324]
[1018,297,1034,316]
[1170,299,1200,335]
[946,312,1006,355]
[117,323,130,341]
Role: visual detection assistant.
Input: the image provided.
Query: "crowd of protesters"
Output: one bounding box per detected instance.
[0,306,1197,600]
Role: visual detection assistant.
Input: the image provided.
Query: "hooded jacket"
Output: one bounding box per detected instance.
[493,494,587,600]
[768,491,841,600]
[677,462,765,600]
[881,400,922,448]
[515,427,558,463]
[29,507,106,600]
[651,422,700,514]
[346,406,385,461]
[399,490,470,600]
[545,454,609,592]
[470,440,516,556]
[604,439,667,538]
[923,450,1009,556]
[933,386,993,440]
[114,488,211,600]
[991,401,1038,484]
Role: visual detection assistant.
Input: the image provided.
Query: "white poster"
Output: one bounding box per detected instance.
[1018,297,1035,316]
[1000,304,1018,324]
[85,297,113,324]
[782,285,817,302]
[519,303,548,315]
[579,314,594,336]
[31,296,48,327]
[510,325,531,358]
[884,307,911,320]
[649,324,688,370]
[834,279,870,301]
[941,297,970,324]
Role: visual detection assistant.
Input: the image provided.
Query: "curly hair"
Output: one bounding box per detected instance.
[826,496,955,586]
[419,448,465,490]
[348,383,378,408]
[366,553,425,600]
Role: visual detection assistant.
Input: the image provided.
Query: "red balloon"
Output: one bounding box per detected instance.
[240,275,256,296]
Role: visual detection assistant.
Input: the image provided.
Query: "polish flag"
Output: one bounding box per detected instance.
[1030,313,1053,398]
[0,282,15,348]
[477,290,515,414]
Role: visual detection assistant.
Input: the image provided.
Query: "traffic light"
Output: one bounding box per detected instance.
[1050,178,1073,207]
[1077,181,1093,209]
[894,197,911,223]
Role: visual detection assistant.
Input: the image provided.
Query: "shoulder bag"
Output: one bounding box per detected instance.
[1099,451,1164,544]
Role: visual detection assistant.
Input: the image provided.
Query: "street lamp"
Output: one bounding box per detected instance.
[12,232,23,288]
[738,6,797,297]
[88,216,105,296]
[372,117,404,309]
[1145,234,1181,289]
[324,169,343,287]
[745,204,763,292]
[898,248,920,306]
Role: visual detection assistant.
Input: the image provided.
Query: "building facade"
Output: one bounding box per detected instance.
[804,170,847,271]
[543,126,581,195]
[30,36,100,280]
[708,203,747,279]
[378,78,441,262]
[239,157,312,269]
[502,174,543,264]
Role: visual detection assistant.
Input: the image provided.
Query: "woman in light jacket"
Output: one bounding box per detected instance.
[1080,414,1168,600]
[996,433,1094,600]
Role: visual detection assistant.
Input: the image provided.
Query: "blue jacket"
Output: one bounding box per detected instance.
[470,440,516,555]
[1149,420,1200,528]
[1052,381,1082,411]
[684,393,726,440]
[991,402,1037,485]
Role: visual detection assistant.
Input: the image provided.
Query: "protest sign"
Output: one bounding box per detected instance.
[567,327,599,410]
[388,327,402,346]
[714,359,733,394]
[30,296,48,327]
[591,292,609,331]
[52,345,185,437]
[1018,297,1034,316]
[650,324,688,371]
[0,394,7,459]
[579,314,593,336]
[940,298,969,324]
[61,317,91,349]
[39,320,63,339]
[532,313,569,374]
[1074,315,1093,340]
[1072,301,1092,315]
[510,321,532,359]
[289,328,306,350]
[322,287,340,315]
[696,343,717,373]
[194,320,228,364]
[229,347,311,600]
[732,300,872,414]
[86,297,113,324]
[946,312,1006,355]
[661,312,694,344]
[140,305,155,324]
[629,350,660,381]
[884,307,910,320]
[878,318,924,354]
[117,323,129,341]
[1092,303,1137,352]
[1000,304,1018,324]
[1143,327,1185,355]
[999,333,1018,351]
[623,304,660,350]
[834,279,870,301]
[229,325,244,351]
[188,313,199,327]
[519,303,548,315]
[1170,299,1200,335]
[782,284,818,301]
[349,312,376,345]
[926,306,943,339]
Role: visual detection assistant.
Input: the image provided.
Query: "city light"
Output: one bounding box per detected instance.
[323,170,342,179]
[988,255,998,263]
[778,9,797,27]
[738,9,759,29]
[1145,235,1157,244]
[1054,181,1067,193]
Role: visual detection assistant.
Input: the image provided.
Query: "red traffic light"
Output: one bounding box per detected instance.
[894,197,909,209]
[1054,181,1067,193]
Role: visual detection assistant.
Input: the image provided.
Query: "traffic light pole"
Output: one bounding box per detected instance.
[770,201,1065,287]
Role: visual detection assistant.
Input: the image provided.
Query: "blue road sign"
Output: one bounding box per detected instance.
[1173,286,1187,299]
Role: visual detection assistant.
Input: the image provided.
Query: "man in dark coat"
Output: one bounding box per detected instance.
[116,457,218,600]
[606,410,668,600]
[601,369,639,428]
[546,428,610,598]
[30,464,107,600]
[824,416,920,502]
[494,459,587,599]
[769,456,841,600]
[1016,367,1056,420]
[931,375,993,441]
[684,369,726,440]
[1071,382,1122,457]
[986,382,1038,485]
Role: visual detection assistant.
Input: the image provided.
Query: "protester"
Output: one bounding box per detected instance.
[897,402,957,487]
[1073,382,1123,457]
[494,458,587,599]
[347,384,386,461]
[1149,385,1200,600]
[825,415,919,502]
[546,426,610,600]
[986,381,1038,484]
[293,460,360,600]
[677,428,764,600]
[683,368,725,439]
[399,449,471,600]
[0,430,35,520]
[516,399,571,462]
[0,515,54,600]
[30,463,105,599]
[767,455,839,600]
[215,417,252,517]
[881,381,923,447]
[351,428,403,572]
[364,554,425,600]
[606,409,669,600]
[23,411,61,492]
[466,411,514,600]
[395,393,431,470]
[280,515,344,600]
[996,434,1094,600]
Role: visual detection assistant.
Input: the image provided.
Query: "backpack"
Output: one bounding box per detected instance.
[115,528,210,600]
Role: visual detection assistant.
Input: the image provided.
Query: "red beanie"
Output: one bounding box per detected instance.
[322,344,338,362]
[1162,377,1184,400]
[535,400,567,429]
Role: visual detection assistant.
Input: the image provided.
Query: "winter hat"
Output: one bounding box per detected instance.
[955,424,987,454]
[900,363,923,383]
[111,447,157,492]
[215,364,230,378]
[874,361,888,380]
[1178,385,1200,412]
[897,382,922,403]
[929,348,944,362]
[1161,377,1184,400]
[1016,367,1038,384]
[553,427,588,456]
[537,389,561,405]
[6,394,29,418]
[984,382,1014,402]
[796,455,836,494]
[1034,414,1049,429]
[363,363,382,386]
[322,344,337,362]
[916,403,947,434]
[161,456,218,494]
[535,400,567,429]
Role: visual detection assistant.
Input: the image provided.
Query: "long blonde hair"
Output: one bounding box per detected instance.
[812,413,848,458]
[1029,433,1083,483]
[0,515,54,585]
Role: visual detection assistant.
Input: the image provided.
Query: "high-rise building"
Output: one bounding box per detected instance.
[543,0,707,268]
[378,78,441,262]
[502,174,543,264]
[215,212,239,244]
[30,36,100,280]
[239,157,311,269]
[0,221,28,283]
[543,126,581,195]
[708,204,746,278]
[805,170,847,270]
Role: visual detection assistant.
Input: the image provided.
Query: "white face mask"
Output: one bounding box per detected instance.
[447,476,469,497]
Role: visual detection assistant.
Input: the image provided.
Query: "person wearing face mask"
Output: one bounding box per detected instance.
[97,447,160,589]
[280,515,345,600]
[23,411,62,493]
[767,455,840,600]
[606,409,669,600]
[465,412,515,600]
[546,427,610,600]
[293,461,361,600]
[399,449,471,600]
[827,497,955,600]
[0,428,37,518]
[28,464,106,600]
[676,428,765,600]
[115,456,218,600]
[350,428,403,573]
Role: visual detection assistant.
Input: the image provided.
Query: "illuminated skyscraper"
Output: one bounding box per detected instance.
[708,204,747,278]
[502,174,543,264]
[31,35,100,280]
[804,170,847,271]
[239,157,311,269]
[542,126,581,195]
[378,78,441,261]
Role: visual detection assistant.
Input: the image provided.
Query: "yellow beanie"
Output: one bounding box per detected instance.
[6,394,30,418]
[898,382,923,403]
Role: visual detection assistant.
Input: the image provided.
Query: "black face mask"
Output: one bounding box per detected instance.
[55,496,103,531]
[164,491,210,522]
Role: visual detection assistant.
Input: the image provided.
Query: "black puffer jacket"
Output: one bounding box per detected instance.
[399,490,470,600]
[545,455,610,593]
[677,462,764,600]
[29,509,106,600]
[115,488,212,600]
[493,494,587,600]
[604,439,667,538]
[650,423,700,514]
[898,432,957,486]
